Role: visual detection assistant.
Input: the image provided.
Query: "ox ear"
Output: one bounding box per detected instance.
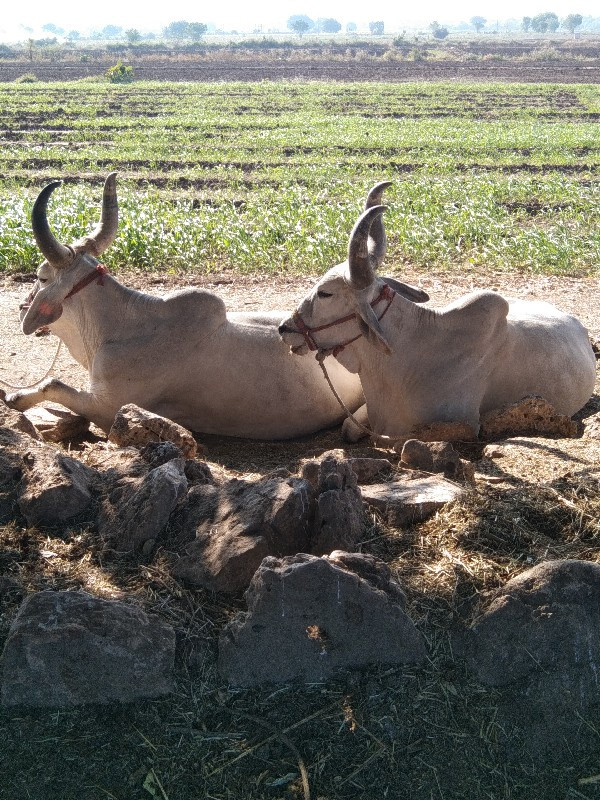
[21,294,63,335]
[382,277,429,304]
[355,298,392,355]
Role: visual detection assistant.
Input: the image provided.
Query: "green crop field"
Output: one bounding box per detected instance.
[1,80,599,276]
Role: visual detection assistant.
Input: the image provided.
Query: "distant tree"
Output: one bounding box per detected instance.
[125,29,141,44]
[429,21,449,39]
[188,22,208,39]
[563,13,583,33]
[287,15,314,35]
[164,20,192,39]
[369,20,385,35]
[66,30,81,41]
[470,16,486,32]
[318,18,342,33]
[346,21,357,33]
[102,25,123,39]
[42,23,64,35]
[531,12,559,32]
[521,16,532,31]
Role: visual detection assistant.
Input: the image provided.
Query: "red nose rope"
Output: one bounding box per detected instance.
[292,283,396,440]
[293,283,395,357]
[64,263,109,300]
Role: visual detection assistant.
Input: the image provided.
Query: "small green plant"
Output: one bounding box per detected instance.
[14,72,37,83]
[105,60,134,83]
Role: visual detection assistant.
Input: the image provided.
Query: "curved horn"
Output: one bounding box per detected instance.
[365,181,392,268]
[347,205,387,290]
[31,181,74,269]
[86,172,118,256]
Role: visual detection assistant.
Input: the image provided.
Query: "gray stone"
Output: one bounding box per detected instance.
[311,453,365,556]
[361,475,464,526]
[349,457,394,484]
[400,439,474,482]
[109,403,199,459]
[218,552,426,686]
[173,476,315,594]
[23,404,90,443]
[0,403,43,441]
[1,590,175,707]
[99,458,188,551]
[480,395,579,440]
[17,448,97,527]
[461,559,600,694]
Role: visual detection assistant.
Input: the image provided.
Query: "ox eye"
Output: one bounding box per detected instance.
[317,290,333,298]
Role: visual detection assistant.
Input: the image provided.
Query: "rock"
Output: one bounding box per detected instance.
[108,403,198,459]
[461,560,600,694]
[482,444,505,459]
[139,440,184,468]
[361,475,464,526]
[479,395,579,440]
[218,552,426,686]
[311,453,365,556]
[23,404,89,443]
[99,458,188,551]
[173,476,315,594]
[393,421,478,448]
[0,403,43,441]
[17,448,97,528]
[400,439,473,481]
[1,590,175,707]
[348,457,394,484]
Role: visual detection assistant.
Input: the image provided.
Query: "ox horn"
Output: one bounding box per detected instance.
[85,172,119,256]
[31,181,74,269]
[365,181,392,269]
[347,205,387,289]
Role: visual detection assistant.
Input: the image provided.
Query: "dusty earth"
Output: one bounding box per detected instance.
[0,267,599,800]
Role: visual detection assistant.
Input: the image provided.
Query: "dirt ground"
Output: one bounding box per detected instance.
[0,267,599,800]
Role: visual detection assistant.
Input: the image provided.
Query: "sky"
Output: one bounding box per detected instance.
[1,0,597,40]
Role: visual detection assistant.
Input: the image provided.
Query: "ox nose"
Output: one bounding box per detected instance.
[278,322,293,335]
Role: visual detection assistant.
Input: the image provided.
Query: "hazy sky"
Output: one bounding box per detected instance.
[2,0,597,38]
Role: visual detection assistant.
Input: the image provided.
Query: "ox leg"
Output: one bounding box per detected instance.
[341,403,370,442]
[5,378,114,432]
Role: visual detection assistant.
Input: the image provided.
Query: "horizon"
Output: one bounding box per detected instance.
[1,1,599,42]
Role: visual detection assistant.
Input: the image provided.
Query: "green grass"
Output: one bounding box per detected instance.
[0,80,599,275]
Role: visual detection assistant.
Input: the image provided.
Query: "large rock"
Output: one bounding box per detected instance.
[479,395,579,440]
[461,559,600,694]
[0,402,43,441]
[361,475,464,526]
[218,552,426,686]
[173,476,315,593]
[1,590,175,707]
[99,458,188,551]
[23,404,90,443]
[311,453,366,556]
[400,439,474,481]
[108,403,198,459]
[17,447,97,528]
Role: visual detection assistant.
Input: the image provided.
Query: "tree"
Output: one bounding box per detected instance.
[430,21,449,39]
[318,18,342,33]
[102,25,123,39]
[470,16,486,32]
[563,13,583,34]
[66,31,81,41]
[125,29,141,44]
[369,20,385,35]
[346,22,357,33]
[188,22,208,39]
[521,16,532,31]
[531,12,559,32]
[42,23,64,35]
[287,15,314,35]
[164,20,192,39]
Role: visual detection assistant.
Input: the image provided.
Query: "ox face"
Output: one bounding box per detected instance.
[279,203,429,360]
[19,174,118,335]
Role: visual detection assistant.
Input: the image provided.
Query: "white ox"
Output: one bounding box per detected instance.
[279,201,597,440]
[5,174,369,438]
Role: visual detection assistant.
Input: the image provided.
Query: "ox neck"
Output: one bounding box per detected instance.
[64,263,109,300]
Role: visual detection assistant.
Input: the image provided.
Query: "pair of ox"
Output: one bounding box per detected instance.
[7,176,596,442]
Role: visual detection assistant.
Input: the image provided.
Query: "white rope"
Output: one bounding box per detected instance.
[0,338,62,390]
[315,350,373,437]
